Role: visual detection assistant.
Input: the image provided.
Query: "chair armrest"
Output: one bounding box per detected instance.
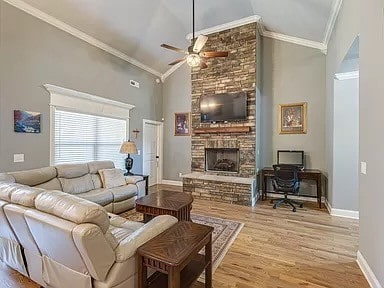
[125,175,144,185]
[114,215,178,262]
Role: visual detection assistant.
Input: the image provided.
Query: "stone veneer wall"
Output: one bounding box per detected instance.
[191,23,257,178]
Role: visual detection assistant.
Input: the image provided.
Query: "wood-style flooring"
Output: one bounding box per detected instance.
[0,185,368,288]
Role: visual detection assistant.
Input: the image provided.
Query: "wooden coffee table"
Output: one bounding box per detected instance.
[138,221,213,288]
[136,191,193,222]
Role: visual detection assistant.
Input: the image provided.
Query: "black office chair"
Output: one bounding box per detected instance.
[271,164,303,212]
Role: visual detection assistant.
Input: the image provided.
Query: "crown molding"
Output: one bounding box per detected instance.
[334,71,359,80]
[3,0,163,78]
[186,15,261,40]
[161,61,186,82]
[263,31,327,51]
[323,0,343,47]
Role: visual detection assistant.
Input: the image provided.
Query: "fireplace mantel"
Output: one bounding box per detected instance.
[193,126,251,134]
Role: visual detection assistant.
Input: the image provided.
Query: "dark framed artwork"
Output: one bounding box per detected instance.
[278,102,307,134]
[14,110,41,133]
[174,112,191,136]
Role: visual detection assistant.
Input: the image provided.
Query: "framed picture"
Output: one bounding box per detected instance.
[174,112,191,136]
[14,110,41,133]
[278,102,307,134]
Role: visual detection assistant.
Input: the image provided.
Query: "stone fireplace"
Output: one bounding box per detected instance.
[205,148,240,173]
[183,22,259,206]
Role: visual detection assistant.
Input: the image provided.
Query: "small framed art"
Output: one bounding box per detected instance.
[14,110,41,133]
[278,102,307,134]
[174,112,191,136]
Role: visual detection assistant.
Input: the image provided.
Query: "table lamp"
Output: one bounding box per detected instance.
[120,141,138,175]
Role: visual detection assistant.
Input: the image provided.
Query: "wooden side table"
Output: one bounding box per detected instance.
[137,221,213,288]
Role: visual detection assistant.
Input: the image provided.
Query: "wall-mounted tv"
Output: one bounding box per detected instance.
[200,92,247,123]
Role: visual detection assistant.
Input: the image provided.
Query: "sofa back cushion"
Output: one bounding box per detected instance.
[7,167,57,187]
[56,163,89,179]
[34,191,110,233]
[59,174,94,194]
[35,178,62,191]
[10,185,44,208]
[88,161,115,189]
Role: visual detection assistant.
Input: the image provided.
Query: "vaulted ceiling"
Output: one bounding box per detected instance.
[12,0,338,76]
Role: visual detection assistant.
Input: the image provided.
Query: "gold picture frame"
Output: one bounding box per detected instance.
[278,102,307,134]
[174,112,191,136]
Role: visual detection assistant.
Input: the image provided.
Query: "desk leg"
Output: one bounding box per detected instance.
[262,172,267,201]
[138,255,147,288]
[205,235,212,288]
[168,267,180,288]
[317,175,322,209]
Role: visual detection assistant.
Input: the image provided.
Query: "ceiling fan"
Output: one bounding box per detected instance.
[160,0,229,69]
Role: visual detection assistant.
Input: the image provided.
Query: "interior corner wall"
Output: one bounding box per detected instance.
[162,64,192,181]
[325,0,359,208]
[0,2,163,173]
[261,37,326,196]
[359,0,384,285]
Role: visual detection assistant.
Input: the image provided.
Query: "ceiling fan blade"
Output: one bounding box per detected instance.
[193,35,208,53]
[200,51,229,58]
[168,58,186,65]
[161,44,188,54]
[200,59,208,69]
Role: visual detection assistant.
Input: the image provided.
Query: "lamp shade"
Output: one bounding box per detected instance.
[120,141,138,154]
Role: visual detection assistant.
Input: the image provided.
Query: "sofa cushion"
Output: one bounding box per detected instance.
[56,163,89,179]
[88,161,114,174]
[0,182,23,202]
[59,174,94,194]
[125,175,144,185]
[99,169,126,189]
[90,174,103,190]
[35,178,62,191]
[35,191,110,234]
[10,186,44,207]
[8,167,57,186]
[108,185,137,202]
[77,189,114,207]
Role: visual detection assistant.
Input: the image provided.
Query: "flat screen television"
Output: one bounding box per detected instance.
[200,92,247,123]
[277,150,305,169]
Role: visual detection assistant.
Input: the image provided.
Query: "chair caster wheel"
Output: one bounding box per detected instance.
[293,208,296,212]
[273,204,277,209]
[300,204,304,208]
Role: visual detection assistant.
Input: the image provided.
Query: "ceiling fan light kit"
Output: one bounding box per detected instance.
[160,0,229,69]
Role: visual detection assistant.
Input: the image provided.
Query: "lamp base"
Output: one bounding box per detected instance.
[125,154,134,175]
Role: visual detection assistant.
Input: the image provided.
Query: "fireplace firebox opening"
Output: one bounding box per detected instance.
[205,148,240,173]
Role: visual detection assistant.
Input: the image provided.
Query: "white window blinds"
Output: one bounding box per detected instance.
[54,109,126,169]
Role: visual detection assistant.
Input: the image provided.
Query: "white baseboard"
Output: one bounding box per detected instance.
[161,179,183,186]
[325,199,359,219]
[357,251,383,288]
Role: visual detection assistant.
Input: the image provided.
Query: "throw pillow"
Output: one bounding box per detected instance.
[99,168,126,189]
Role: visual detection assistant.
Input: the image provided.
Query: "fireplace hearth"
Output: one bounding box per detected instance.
[205,148,240,173]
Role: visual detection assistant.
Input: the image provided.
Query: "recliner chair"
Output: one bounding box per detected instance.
[271,164,303,212]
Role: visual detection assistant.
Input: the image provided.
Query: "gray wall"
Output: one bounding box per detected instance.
[359,0,384,284]
[325,0,359,208]
[162,64,191,181]
[333,78,359,211]
[261,38,326,195]
[0,2,163,173]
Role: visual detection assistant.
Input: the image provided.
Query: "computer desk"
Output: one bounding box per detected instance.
[261,167,323,208]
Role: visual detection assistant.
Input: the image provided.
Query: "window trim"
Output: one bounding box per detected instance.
[45,84,135,166]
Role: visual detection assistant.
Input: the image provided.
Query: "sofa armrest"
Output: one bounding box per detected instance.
[125,175,144,185]
[114,215,178,262]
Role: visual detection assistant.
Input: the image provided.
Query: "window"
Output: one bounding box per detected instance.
[54,109,127,169]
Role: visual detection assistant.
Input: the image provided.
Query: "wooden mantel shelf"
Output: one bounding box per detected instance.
[193,126,251,134]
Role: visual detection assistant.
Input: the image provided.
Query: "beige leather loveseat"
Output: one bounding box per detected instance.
[0,161,144,214]
[0,182,177,287]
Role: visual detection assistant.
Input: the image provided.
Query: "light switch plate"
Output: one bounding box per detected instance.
[361,162,367,175]
[14,154,24,163]
[137,150,141,155]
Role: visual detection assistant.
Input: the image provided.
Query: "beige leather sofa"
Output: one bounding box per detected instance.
[0,161,145,214]
[0,182,177,288]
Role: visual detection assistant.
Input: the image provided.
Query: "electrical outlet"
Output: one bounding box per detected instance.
[179,172,183,177]
[361,162,367,175]
[137,150,141,155]
[130,80,140,88]
[14,154,24,163]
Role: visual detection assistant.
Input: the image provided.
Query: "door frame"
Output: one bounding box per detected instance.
[142,119,164,186]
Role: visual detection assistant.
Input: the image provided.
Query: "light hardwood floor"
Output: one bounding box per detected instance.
[0,185,368,288]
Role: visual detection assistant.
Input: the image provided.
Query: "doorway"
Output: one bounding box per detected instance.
[142,119,163,186]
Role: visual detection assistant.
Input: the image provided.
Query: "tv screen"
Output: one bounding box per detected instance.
[277,150,304,167]
[200,92,247,123]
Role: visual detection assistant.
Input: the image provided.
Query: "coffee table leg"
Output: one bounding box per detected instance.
[205,235,212,288]
[168,267,180,288]
[138,255,147,288]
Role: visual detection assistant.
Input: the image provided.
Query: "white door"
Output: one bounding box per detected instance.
[143,121,162,186]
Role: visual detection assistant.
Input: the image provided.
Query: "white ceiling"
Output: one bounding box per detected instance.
[17,0,336,75]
